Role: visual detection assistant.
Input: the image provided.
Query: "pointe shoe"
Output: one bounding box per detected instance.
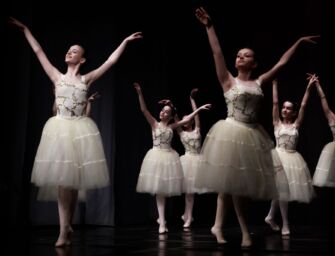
[210,227,227,244]
[55,238,70,247]
[265,217,280,231]
[281,228,290,236]
[55,226,73,247]
[181,215,194,228]
[241,239,252,248]
[159,226,168,234]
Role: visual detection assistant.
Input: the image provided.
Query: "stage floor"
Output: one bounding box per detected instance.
[6,224,335,255]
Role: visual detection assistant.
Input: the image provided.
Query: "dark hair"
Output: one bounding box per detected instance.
[285,100,299,113]
[166,103,177,117]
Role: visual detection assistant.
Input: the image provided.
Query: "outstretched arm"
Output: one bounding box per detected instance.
[134,82,157,128]
[85,32,142,86]
[258,35,319,85]
[9,17,60,84]
[294,75,314,127]
[190,88,200,129]
[171,103,211,130]
[272,79,280,126]
[195,7,234,92]
[311,74,335,124]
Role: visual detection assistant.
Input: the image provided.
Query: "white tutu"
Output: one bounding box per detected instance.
[195,118,287,200]
[271,149,290,201]
[180,153,210,194]
[313,141,335,187]
[276,148,315,203]
[136,147,184,196]
[31,115,110,200]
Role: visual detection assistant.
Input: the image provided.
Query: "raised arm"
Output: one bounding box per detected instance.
[258,35,319,85]
[85,32,142,86]
[190,88,200,129]
[195,7,234,92]
[170,104,211,130]
[9,17,60,84]
[272,79,280,126]
[294,75,314,127]
[134,82,157,128]
[312,74,335,124]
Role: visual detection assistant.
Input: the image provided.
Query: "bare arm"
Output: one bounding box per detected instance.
[9,17,60,84]
[85,91,101,117]
[134,82,157,128]
[190,88,200,129]
[294,75,314,128]
[170,104,211,130]
[258,35,319,85]
[311,74,335,124]
[195,7,234,92]
[272,79,280,126]
[85,32,142,86]
[174,113,183,135]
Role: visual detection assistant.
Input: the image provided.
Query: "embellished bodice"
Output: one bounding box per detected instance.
[330,122,335,141]
[180,129,201,154]
[152,123,173,150]
[224,78,263,123]
[275,123,299,151]
[55,75,88,117]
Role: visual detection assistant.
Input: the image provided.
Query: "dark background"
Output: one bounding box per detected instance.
[1,0,333,230]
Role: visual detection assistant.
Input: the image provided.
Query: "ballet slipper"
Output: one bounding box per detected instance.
[210,227,227,244]
[265,217,280,231]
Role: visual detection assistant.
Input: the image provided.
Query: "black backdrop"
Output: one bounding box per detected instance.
[1,0,334,229]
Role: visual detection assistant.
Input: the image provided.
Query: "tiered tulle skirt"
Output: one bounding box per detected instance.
[31,115,110,200]
[195,118,289,200]
[180,152,210,194]
[276,148,315,203]
[313,141,335,187]
[136,147,184,196]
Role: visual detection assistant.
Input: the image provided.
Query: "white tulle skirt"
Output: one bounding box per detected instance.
[136,147,184,196]
[313,141,335,187]
[276,147,315,203]
[195,118,289,200]
[180,152,210,194]
[31,115,110,200]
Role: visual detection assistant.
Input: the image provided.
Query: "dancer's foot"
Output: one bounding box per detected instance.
[210,227,227,244]
[281,227,290,236]
[182,215,194,228]
[55,235,71,247]
[241,235,252,248]
[265,217,280,231]
[55,226,72,247]
[157,219,168,233]
[159,224,168,234]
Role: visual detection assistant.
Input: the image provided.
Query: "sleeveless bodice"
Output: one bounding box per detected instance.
[55,75,88,117]
[224,78,263,123]
[180,129,201,154]
[152,123,173,149]
[275,123,299,151]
